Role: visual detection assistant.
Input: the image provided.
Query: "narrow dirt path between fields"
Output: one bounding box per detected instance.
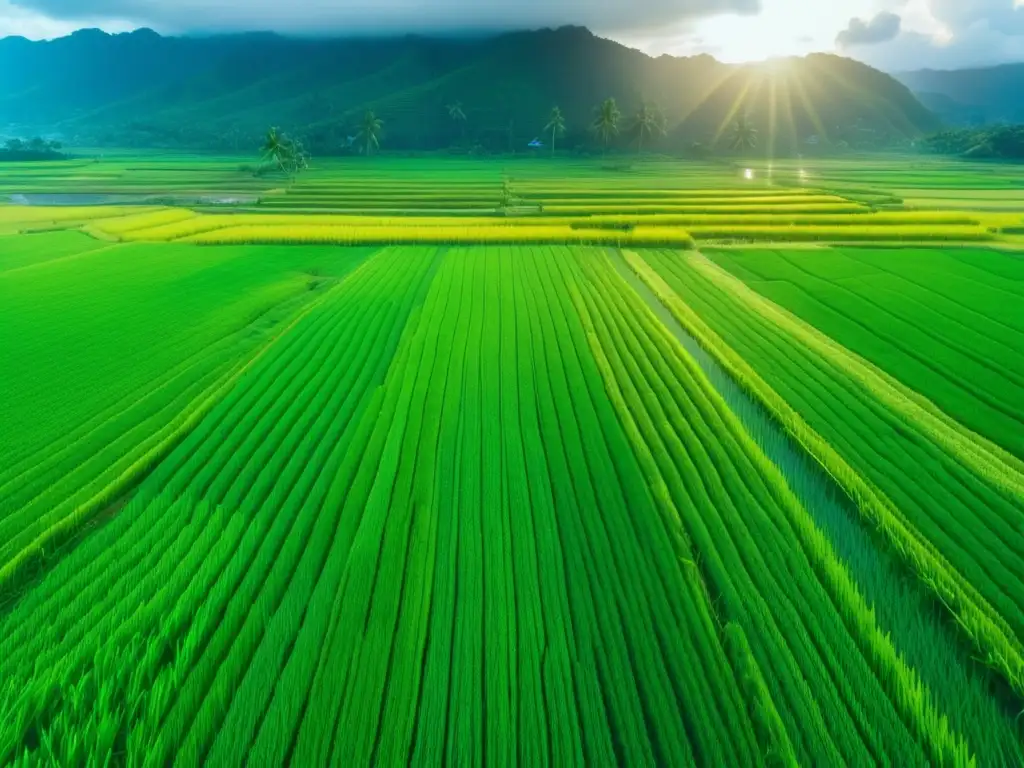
[606,245,1024,763]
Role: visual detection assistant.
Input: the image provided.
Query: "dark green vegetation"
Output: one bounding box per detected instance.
[0,26,937,153]
[921,125,1024,160]
[0,137,65,162]
[1,155,1023,764]
[259,127,310,175]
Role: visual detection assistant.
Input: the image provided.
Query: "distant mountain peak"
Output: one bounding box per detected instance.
[69,28,109,39]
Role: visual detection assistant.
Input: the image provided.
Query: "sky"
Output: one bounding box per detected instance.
[0,0,1021,71]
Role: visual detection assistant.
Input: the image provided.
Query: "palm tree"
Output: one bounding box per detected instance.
[358,110,383,156]
[591,98,621,156]
[631,103,665,155]
[729,114,759,153]
[544,106,566,157]
[287,138,310,173]
[447,101,467,141]
[261,127,291,170]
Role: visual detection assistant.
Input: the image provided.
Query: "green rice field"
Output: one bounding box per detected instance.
[1,153,1022,765]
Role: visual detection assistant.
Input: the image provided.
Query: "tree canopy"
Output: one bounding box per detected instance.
[920,125,1024,160]
[727,114,758,152]
[544,106,566,155]
[592,98,621,153]
[358,111,384,156]
[259,127,309,175]
[631,103,665,154]
[0,137,65,161]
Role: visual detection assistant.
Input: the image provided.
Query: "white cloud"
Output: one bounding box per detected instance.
[836,11,902,48]
[858,19,1024,70]
[0,0,133,38]
[10,0,760,35]
[637,0,1022,69]
[625,0,878,62]
[3,0,1022,70]
[846,0,1023,69]
[0,0,74,37]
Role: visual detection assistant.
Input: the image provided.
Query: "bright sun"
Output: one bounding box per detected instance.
[691,0,876,62]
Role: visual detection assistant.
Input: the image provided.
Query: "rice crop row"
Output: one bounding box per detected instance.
[287,179,501,188]
[542,203,868,215]
[0,245,441,764]
[2,241,989,764]
[627,247,1024,697]
[268,186,500,196]
[586,211,981,226]
[78,208,987,241]
[533,195,848,206]
[183,223,698,248]
[259,197,500,210]
[0,238,372,594]
[93,213,612,241]
[78,208,198,235]
[264,193,842,208]
[81,209,991,244]
[0,205,162,224]
[0,245,749,764]
[688,225,994,242]
[0,231,110,273]
[20,211,1008,251]
[563,245,970,764]
[287,244,959,765]
[706,246,1024,457]
[512,187,815,200]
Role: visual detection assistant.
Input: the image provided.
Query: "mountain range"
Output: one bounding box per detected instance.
[0,26,970,154]
[895,64,1024,126]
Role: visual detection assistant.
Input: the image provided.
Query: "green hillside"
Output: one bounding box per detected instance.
[0,26,940,153]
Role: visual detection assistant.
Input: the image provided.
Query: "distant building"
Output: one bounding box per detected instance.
[528,138,544,148]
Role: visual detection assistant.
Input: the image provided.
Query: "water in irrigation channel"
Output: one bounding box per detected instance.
[607,247,1024,762]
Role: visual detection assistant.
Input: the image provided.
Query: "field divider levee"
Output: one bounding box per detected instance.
[619,247,1024,701]
[0,252,382,601]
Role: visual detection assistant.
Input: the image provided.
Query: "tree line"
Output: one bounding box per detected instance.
[0,137,66,161]
[920,125,1024,160]
[258,99,759,174]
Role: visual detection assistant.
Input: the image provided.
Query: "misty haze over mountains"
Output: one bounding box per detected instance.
[895,63,1024,126]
